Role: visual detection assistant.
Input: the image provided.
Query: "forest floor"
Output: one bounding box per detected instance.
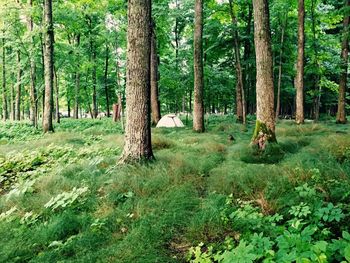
[0,116,350,262]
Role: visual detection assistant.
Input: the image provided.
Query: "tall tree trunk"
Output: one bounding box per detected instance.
[74,34,80,119]
[104,43,110,117]
[229,0,245,124]
[11,75,15,121]
[150,21,161,125]
[193,0,205,132]
[27,0,37,127]
[86,15,98,119]
[54,67,60,123]
[40,33,45,121]
[15,51,21,121]
[118,93,124,131]
[114,35,123,126]
[2,30,7,121]
[43,0,54,132]
[295,0,305,124]
[336,0,350,124]
[92,48,98,118]
[252,0,276,147]
[276,15,287,120]
[120,0,154,163]
[243,3,253,115]
[311,0,321,121]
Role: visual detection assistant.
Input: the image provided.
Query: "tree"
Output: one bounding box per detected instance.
[103,42,110,118]
[27,0,37,127]
[229,0,245,124]
[43,0,54,133]
[275,11,288,120]
[120,0,153,163]
[193,0,204,133]
[150,20,161,125]
[295,0,305,124]
[1,28,7,121]
[252,0,276,148]
[74,34,81,119]
[336,0,350,124]
[15,50,21,121]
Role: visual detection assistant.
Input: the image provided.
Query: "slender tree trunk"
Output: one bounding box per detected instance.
[118,93,124,131]
[120,0,154,163]
[243,3,253,115]
[150,21,161,125]
[229,0,245,124]
[295,0,305,124]
[15,0,21,121]
[311,0,321,121]
[276,15,287,120]
[92,48,98,118]
[11,78,15,121]
[2,30,7,121]
[193,0,205,132]
[67,99,71,117]
[114,35,123,126]
[86,15,98,119]
[252,0,276,147]
[15,51,21,121]
[40,33,45,121]
[27,0,37,127]
[74,34,80,119]
[54,67,60,123]
[104,43,110,117]
[43,0,54,132]
[336,0,350,124]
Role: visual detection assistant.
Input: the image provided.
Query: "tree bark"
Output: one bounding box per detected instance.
[43,0,54,132]
[11,78,15,121]
[252,0,276,147]
[311,0,321,121]
[193,0,205,132]
[15,51,22,121]
[150,21,161,125]
[74,34,80,119]
[295,0,305,124]
[92,47,98,118]
[243,3,253,115]
[104,43,110,117]
[2,30,7,121]
[54,67,60,123]
[40,33,45,121]
[229,0,245,124]
[276,15,287,120]
[120,0,154,163]
[336,0,350,124]
[27,0,37,127]
[87,17,98,119]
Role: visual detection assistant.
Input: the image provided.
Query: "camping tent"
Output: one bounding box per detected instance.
[156,114,184,128]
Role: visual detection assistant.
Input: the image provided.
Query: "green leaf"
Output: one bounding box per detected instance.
[344,244,350,262]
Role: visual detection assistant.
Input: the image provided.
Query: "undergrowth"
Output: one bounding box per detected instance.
[0,118,349,262]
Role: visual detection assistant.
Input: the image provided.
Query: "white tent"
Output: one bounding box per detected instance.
[156,114,184,128]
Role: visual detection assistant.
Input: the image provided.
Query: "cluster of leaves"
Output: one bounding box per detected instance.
[44,187,89,212]
[0,122,42,143]
[0,185,89,226]
[0,143,120,194]
[55,119,123,135]
[187,183,350,262]
[0,151,48,193]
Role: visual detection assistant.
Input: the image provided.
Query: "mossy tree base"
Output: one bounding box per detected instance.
[252,120,277,150]
[336,119,347,124]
